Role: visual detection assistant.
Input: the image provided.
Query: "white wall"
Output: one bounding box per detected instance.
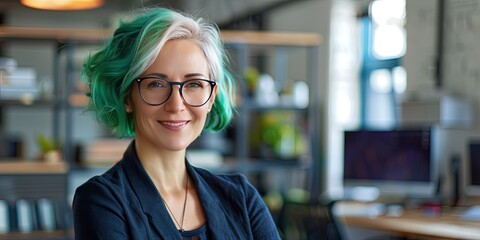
[442,0,480,128]
[403,0,439,94]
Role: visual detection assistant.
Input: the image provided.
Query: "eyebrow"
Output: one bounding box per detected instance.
[144,73,207,79]
[184,73,207,78]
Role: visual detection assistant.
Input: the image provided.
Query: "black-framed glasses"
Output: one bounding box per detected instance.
[136,77,217,107]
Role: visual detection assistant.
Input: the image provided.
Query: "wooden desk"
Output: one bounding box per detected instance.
[336,203,480,240]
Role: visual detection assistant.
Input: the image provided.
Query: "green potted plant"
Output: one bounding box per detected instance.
[36,133,61,163]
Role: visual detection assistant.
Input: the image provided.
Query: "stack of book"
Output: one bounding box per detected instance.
[81,139,132,166]
[0,57,38,102]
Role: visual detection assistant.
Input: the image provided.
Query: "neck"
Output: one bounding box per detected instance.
[134,139,187,191]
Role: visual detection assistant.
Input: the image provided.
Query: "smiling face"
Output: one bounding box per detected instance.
[127,39,216,153]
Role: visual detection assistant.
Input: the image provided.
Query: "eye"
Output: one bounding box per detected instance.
[146,78,168,89]
[184,80,204,89]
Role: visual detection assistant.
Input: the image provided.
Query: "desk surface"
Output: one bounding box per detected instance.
[336,202,480,240]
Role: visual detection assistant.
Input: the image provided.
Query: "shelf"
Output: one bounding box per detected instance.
[0,99,60,107]
[75,161,118,169]
[0,26,321,46]
[0,26,111,42]
[241,102,309,111]
[0,230,70,240]
[221,30,322,46]
[219,157,311,173]
[0,160,68,174]
[246,158,311,171]
[68,93,88,107]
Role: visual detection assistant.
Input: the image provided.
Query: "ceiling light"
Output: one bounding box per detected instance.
[20,0,104,10]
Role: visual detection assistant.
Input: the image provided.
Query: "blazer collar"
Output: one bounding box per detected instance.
[122,140,180,239]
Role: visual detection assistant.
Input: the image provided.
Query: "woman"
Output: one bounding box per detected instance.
[72,7,280,240]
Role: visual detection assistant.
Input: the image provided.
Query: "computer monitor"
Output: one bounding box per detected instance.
[342,127,436,199]
[465,141,480,196]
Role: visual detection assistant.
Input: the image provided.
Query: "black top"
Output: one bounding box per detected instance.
[180,224,208,240]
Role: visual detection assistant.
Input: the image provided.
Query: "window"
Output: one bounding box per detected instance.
[360,0,407,128]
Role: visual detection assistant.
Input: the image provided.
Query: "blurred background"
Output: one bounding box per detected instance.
[0,0,479,239]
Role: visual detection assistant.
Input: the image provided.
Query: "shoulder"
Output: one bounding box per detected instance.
[73,161,129,205]
[191,166,259,198]
[194,166,250,186]
[72,161,137,239]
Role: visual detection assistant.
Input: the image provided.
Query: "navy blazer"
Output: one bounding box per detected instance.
[73,141,280,239]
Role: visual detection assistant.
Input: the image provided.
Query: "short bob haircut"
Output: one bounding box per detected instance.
[82,7,236,137]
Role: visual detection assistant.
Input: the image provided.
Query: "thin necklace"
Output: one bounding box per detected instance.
[161,175,189,232]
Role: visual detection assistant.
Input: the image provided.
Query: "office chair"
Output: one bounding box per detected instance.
[278,199,344,240]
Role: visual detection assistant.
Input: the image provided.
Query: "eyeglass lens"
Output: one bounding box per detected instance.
[139,78,214,106]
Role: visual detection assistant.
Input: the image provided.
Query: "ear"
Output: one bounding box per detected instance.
[125,97,133,113]
[208,85,218,111]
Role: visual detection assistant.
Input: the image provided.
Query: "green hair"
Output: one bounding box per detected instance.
[82,7,236,138]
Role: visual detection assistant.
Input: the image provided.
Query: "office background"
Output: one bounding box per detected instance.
[1,0,480,239]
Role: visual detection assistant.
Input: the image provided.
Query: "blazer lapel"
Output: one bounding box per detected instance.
[122,141,182,240]
[187,162,248,240]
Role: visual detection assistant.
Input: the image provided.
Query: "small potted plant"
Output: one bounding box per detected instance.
[36,133,62,163]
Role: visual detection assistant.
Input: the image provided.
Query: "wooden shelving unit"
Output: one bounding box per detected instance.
[1,26,78,240]
[0,161,68,174]
[2,25,323,176]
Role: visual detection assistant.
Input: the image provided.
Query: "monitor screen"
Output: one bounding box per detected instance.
[469,142,480,185]
[343,128,434,198]
[466,141,480,196]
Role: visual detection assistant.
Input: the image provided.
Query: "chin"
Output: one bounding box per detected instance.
[163,140,193,152]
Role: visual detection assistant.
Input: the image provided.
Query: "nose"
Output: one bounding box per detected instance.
[163,86,186,112]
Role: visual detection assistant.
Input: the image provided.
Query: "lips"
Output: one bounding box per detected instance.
[158,120,189,130]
